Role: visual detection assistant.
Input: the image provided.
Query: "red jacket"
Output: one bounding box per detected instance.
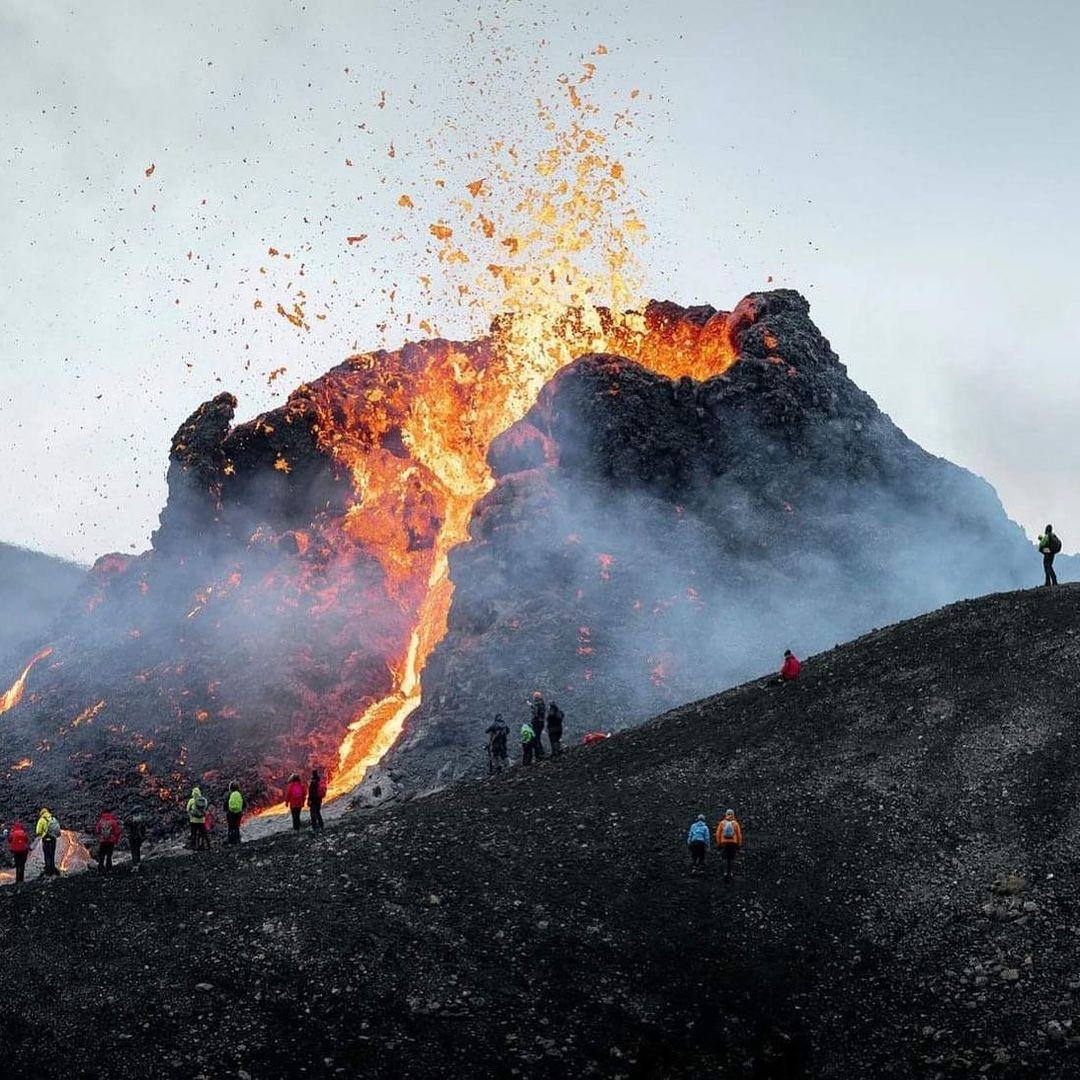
[780,654,801,681]
[8,822,29,854]
[95,812,121,845]
[285,780,305,809]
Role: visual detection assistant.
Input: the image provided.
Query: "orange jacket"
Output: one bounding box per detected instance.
[715,817,742,846]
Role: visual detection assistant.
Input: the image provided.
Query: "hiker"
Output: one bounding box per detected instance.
[521,720,537,766]
[779,649,801,682]
[285,773,305,831]
[186,786,209,850]
[35,807,60,877]
[308,769,326,831]
[126,815,146,869]
[7,820,30,884]
[546,702,565,757]
[1038,524,1061,586]
[686,813,710,874]
[530,692,547,759]
[94,808,121,872]
[485,714,510,774]
[225,782,244,845]
[714,809,743,881]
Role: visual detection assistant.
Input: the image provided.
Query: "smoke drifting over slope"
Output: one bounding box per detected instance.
[0,290,1057,823]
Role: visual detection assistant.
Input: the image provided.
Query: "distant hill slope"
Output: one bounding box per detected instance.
[3,584,1080,1078]
[0,541,84,661]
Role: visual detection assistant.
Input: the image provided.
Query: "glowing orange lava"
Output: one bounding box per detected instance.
[0,647,54,716]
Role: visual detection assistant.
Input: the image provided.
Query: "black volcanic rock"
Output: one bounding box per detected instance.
[392,291,1054,787]
[4,585,1080,1078]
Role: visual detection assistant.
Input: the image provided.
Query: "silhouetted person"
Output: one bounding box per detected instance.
[686,814,709,874]
[521,720,537,766]
[226,782,244,845]
[35,808,60,877]
[187,786,209,850]
[7,820,29,884]
[126,816,146,869]
[530,692,547,759]
[486,714,509,774]
[308,769,326,830]
[95,809,121,872]
[546,702,565,757]
[1038,525,1061,586]
[285,773,305,831]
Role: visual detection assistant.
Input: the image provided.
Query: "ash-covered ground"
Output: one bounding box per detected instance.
[3,583,1079,1078]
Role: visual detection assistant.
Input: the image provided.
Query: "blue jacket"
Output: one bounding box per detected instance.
[686,820,709,846]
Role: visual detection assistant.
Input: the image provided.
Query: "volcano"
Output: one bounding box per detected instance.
[0,290,1053,824]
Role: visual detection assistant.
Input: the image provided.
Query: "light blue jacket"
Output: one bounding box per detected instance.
[686,820,709,846]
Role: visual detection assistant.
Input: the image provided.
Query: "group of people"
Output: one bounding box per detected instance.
[484,692,568,773]
[686,810,743,879]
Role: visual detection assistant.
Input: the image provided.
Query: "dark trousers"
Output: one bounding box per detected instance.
[533,728,546,759]
[1044,552,1058,586]
[41,837,57,876]
[189,823,200,849]
[310,802,324,830]
[226,812,242,844]
[13,851,27,883]
[522,742,535,766]
[548,733,562,757]
[689,840,706,869]
[98,842,114,872]
[290,807,302,831]
[488,750,507,774]
[197,824,211,851]
[130,842,142,867]
[721,845,738,878]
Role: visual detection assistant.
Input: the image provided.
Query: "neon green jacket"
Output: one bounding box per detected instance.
[187,787,206,823]
[35,811,53,840]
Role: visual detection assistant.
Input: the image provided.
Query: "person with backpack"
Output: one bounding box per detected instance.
[94,808,121,872]
[126,815,146,869]
[686,813,710,874]
[285,773,305,831]
[1038,525,1062,587]
[546,702,565,757]
[714,809,743,881]
[35,807,61,877]
[308,769,327,830]
[520,720,537,766]
[485,714,509,774]
[186,786,209,850]
[529,692,547,759]
[225,782,244,845]
[7,820,30,884]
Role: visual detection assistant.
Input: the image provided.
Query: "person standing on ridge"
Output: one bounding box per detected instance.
[308,769,326,831]
[715,809,743,881]
[7,820,30,884]
[521,719,537,766]
[285,773,305,831]
[94,808,121,872]
[486,714,510,774]
[186,786,209,850]
[530,692,547,759]
[35,807,60,878]
[1038,525,1061,587]
[546,701,565,757]
[126,815,146,870]
[225,782,244,845]
[686,813,710,874]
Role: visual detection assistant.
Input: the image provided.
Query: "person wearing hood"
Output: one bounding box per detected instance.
[7,820,30,884]
[520,720,536,766]
[35,808,60,877]
[94,808,121,872]
[546,701,565,757]
[308,769,326,831]
[126,815,146,869]
[715,809,743,881]
[485,714,509,774]
[186,786,209,850]
[225,782,244,845]
[529,692,547,759]
[1038,525,1061,586]
[285,773,305,831]
[686,814,710,874]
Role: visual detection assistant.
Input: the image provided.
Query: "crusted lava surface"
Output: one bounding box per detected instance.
[3,584,1080,1078]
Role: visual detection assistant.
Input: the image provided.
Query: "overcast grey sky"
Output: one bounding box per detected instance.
[3,0,1078,562]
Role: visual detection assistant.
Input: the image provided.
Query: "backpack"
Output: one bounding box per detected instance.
[722,820,736,840]
[228,791,243,814]
[46,817,61,839]
[193,795,208,815]
[1050,534,1062,554]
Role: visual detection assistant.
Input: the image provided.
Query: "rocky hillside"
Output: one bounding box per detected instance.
[0,541,84,661]
[3,584,1080,1078]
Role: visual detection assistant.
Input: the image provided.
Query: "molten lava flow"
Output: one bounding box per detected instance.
[0,647,54,716]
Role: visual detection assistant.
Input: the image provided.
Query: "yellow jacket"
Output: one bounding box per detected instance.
[35,811,53,840]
